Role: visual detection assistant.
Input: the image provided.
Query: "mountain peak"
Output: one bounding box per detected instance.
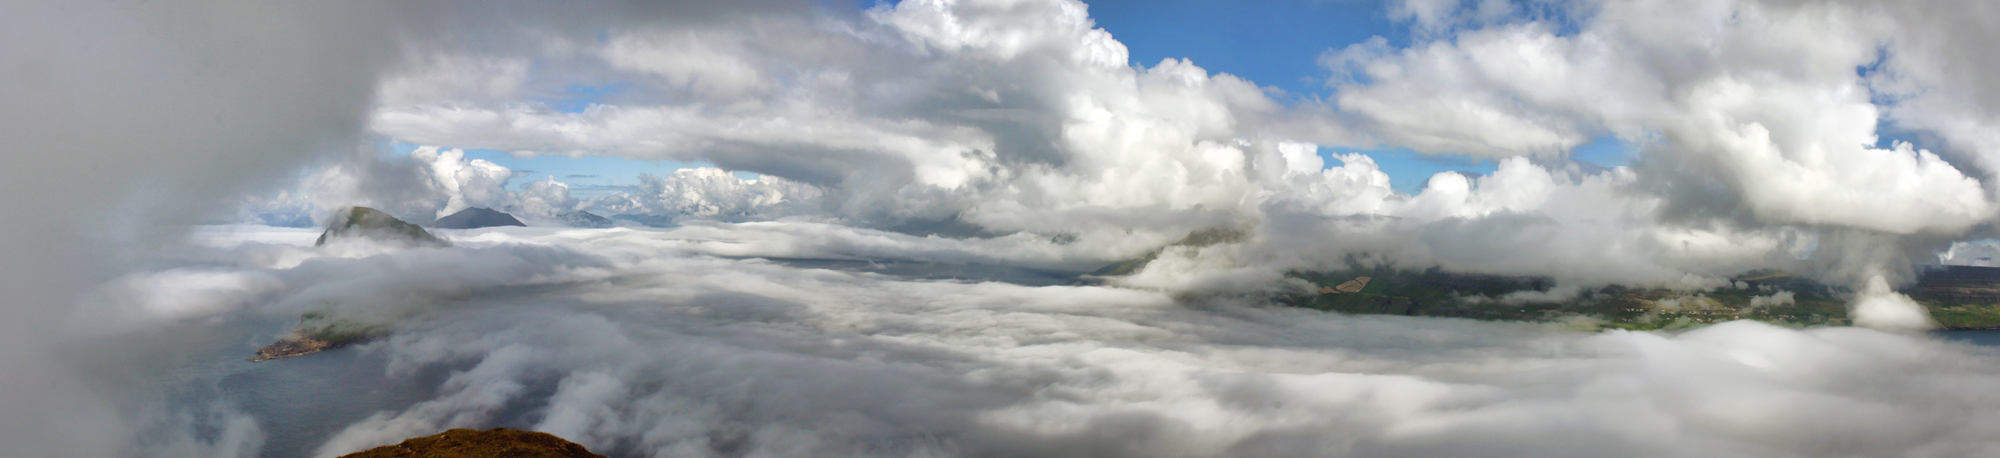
[315,206,449,247]
[433,207,527,229]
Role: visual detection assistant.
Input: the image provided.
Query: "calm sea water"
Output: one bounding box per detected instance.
[1933,329,2000,347]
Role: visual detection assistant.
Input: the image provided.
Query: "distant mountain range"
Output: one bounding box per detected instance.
[611,213,677,227]
[559,210,613,228]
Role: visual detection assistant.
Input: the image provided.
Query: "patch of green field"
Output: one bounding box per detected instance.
[1922,303,2000,329]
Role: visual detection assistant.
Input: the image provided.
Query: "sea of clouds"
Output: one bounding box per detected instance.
[12,0,2000,456]
[70,225,2000,458]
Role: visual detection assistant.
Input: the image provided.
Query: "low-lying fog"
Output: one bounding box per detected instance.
[64,224,2000,458]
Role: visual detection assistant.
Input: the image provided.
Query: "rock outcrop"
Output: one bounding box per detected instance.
[336,428,605,458]
[315,206,449,247]
[432,207,527,229]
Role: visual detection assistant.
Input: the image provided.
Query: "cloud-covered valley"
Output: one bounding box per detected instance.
[79,226,2000,457]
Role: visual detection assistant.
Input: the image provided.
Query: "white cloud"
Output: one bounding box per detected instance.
[598,29,771,100]
[1333,0,1995,235]
[363,0,1318,238]
[512,176,584,219]
[243,146,591,225]
[588,168,824,218]
[232,0,2000,323]
[350,0,1716,299]
[1940,240,2000,267]
[1851,274,1937,331]
[78,226,2000,458]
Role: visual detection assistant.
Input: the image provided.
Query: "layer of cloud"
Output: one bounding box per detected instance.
[83,225,2000,458]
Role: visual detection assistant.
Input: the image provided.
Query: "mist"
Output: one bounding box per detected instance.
[101,226,2000,457]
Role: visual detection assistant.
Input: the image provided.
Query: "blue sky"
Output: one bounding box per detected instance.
[389,142,749,199]
[433,0,1637,195]
[1090,0,1633,191]
[1087,0,1405,98]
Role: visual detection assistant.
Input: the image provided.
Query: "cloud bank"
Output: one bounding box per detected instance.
[98,226,2000,458]
[334,0,2000,300]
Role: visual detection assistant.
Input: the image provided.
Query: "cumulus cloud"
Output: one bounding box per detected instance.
[1336,0,1992,233]
[241,146,520,225]
[339,0,1811,295]
[366,0,1314,235]
[1851,274,1938,331]
[329,0,2000,324]
[589,168,823,219]
[215,0,2000,331]
[1338,0,2000,235]
[1279,0,2000,322]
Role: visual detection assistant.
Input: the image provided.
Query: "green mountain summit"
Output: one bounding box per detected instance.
[314,206,449,247]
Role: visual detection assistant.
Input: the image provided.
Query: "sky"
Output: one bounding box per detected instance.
[15,0,2000,456]
[223,0,2000,312]
[454,0,1512,194]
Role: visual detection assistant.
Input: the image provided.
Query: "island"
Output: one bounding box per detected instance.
[249,312,383,361]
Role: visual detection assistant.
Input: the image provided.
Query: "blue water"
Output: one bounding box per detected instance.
[118,315,474,458]
[1934,329,2000,347]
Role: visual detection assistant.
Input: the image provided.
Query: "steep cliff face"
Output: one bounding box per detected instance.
[337,428,605,458]
[315,206,449,247]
